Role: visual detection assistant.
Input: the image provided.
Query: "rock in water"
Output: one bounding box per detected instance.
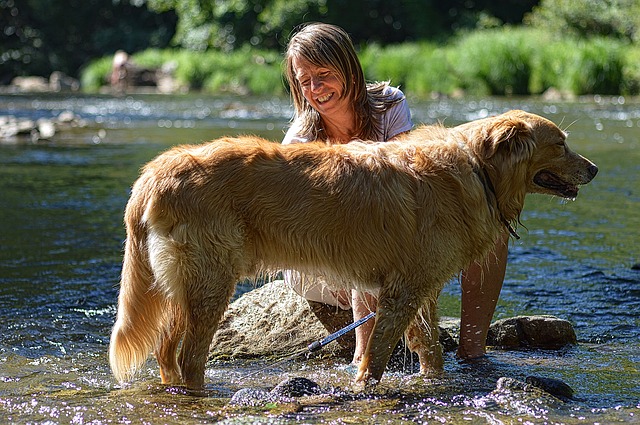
[270,377,321,398]
[487,315,577,349]
[526,375,574,400]
[229,388,272,406]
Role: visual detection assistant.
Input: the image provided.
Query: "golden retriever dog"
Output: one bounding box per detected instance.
[109,110,597,390]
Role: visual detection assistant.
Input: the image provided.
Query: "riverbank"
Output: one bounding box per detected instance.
[76,27,640,99]
[5,25,640,101]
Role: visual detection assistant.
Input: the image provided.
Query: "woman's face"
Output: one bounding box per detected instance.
[292,56,351,119]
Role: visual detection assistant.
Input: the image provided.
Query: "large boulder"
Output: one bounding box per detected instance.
[209,280,334,359]
[487,315,577,349]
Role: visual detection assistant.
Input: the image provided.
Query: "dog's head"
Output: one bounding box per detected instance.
[466,110,598,197]
[459,110,598,221]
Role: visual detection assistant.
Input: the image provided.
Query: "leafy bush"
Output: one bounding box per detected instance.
[446,27,537,96]
[529,36,628,95]
[566,38,626,95]
[81,47,285,95]
[360,43,460,96]
[79,56,114,92]
[622,45,640,95]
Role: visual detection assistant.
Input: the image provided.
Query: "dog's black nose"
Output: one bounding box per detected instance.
[589,163,599,179]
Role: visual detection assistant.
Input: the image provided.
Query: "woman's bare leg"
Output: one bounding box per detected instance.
[352,290,377,364]
[457,232,509,360]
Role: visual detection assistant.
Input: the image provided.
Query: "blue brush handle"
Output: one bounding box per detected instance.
[307,311,376,352]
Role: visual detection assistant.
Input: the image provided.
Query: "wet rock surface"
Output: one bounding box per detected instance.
[468,375,574,418]
[490,376,574,404]
[229,377,321,407]
[229,387,273,406]
[270,377,321,398]
[525,375,574,400]
[0,111,87,142]
[487,315,577,349]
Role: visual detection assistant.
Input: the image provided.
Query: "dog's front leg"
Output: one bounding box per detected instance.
[355,286,420,387]
[404,299,443,375]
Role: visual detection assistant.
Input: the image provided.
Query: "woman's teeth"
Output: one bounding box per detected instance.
[317,93,333,103]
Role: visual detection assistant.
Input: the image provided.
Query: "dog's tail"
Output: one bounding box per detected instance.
[109,184,172,384]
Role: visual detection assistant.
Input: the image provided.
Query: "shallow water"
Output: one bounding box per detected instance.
[0,93,638,424]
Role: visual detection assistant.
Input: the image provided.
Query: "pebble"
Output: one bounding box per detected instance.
[270,377,320,398]
[229,377,322,407]
[526,375,574,400]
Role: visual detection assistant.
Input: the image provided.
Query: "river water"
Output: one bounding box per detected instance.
[0,93,638,424]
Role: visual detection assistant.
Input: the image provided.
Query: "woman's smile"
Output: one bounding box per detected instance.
[316,92,334,103]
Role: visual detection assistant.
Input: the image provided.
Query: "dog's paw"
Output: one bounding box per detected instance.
[351,376,380,394]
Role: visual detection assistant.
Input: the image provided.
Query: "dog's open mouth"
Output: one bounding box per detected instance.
[533,170,579,198]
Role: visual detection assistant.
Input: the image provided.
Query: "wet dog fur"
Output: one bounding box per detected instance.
[109,110,598,390]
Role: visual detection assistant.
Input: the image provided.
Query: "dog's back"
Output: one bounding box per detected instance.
[144,136,497,285]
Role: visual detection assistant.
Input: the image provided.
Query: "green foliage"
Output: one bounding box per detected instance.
[528,34,629,95]
[146,0,328,51]
[81,47,286,95]
[81,25,640,97]
[144,0,538,52]
[447,27,536,96]
[79,56,114,92]
[360,43,460,96]
[563,38,627,95]
[526,0,640,42]
[377,27,635,97]
[622,46,640,95]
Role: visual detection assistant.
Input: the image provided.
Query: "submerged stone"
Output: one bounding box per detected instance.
[229,387,272,406]
[492,376,573,402]
[229,377,321,409]
[270,377,321,398]
[526,375,574,400]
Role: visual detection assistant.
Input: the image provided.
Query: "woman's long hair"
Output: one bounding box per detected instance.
[284,23,400,141]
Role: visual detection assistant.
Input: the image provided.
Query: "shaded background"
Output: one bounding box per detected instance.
[4,0,639,84]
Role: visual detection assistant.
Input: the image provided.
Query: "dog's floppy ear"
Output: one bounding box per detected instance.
[481,117,534,161]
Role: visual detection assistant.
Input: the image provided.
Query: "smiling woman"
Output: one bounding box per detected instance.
[280,22,415,366]
[282,23,412,144]
[291,58,348,122]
